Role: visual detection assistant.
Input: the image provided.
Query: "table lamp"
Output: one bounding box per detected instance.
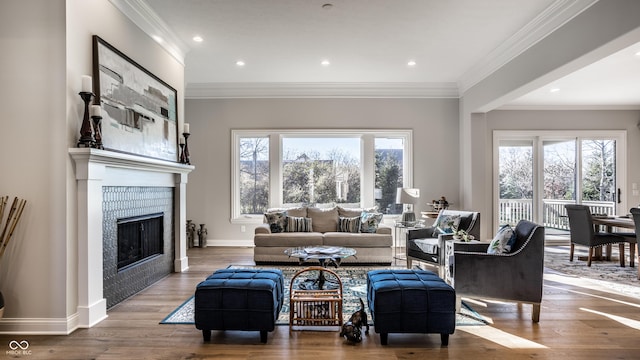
[396,188,420,222]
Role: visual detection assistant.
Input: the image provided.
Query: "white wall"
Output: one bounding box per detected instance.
[184,98,460,244]
[0,0,184,333]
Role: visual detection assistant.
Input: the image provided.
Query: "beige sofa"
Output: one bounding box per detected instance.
[254,206,392,265]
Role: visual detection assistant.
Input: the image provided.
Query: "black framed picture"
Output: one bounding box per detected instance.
[92,35,178,162]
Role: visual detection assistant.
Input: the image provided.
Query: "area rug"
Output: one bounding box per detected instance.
[544,245,640,299]
[160,265,489,326]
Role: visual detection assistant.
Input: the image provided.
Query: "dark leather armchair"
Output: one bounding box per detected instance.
[451,220,545,322]
[565,204,632,266]
[406,210,480,276]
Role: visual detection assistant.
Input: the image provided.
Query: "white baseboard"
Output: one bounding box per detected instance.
[204,239,254,247]
[0,314,81,335]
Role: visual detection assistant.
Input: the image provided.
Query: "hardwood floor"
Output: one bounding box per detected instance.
[1,247,639,359]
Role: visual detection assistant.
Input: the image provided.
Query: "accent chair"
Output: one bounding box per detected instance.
[451,219,545,322]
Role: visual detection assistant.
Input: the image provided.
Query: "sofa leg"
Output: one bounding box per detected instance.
[532,303,541,323]
[440,333,449,346]
[380,333,388,345]
[455,296,462,313]
[407,257,412,269]
[202,329,211,342]
[260,330,267,343]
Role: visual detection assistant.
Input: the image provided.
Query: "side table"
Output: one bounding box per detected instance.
[394,221,425,265]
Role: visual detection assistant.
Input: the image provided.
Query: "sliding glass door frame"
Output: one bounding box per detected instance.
[493,130,627,235]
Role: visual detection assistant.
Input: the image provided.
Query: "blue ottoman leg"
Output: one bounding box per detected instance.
[441,333,449,346]
[202,329,211,342]
[380,333,388,345]
[260,330,267,343]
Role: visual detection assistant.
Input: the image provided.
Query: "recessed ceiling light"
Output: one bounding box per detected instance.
[321,59,331,66]
[635,50,640,57]
[152,35,164,43]
[236,60,245,67]
[322,3,333,10]
[193,36,203,43]
[550,88,560,93]
[407,60,417,67]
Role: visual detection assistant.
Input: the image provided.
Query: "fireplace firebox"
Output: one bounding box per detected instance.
[117,213,164,271]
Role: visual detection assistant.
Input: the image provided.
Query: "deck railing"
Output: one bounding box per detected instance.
[499,199,616,230]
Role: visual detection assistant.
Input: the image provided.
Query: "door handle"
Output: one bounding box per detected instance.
[618,188,621,204]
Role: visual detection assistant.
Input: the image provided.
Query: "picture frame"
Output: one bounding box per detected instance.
[92,35,178,162]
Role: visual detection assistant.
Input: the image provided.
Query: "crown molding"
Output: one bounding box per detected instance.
[109,0,189,65]
[185,82,460,99]
[497,104,640,111]
[458,0,598,94]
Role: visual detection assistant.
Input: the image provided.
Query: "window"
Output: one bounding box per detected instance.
[231,130,413,223]
[239,137,269,215]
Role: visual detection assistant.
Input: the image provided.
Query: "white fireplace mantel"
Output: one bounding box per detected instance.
[69,148,194,328]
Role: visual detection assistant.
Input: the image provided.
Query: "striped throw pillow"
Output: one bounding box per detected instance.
[338,216,361,233]
[286,216,313,232]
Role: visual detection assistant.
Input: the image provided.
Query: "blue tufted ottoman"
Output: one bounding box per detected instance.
[367,269,456,346]
[195,268,284,343]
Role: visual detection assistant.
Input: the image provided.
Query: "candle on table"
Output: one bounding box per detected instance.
[183,123,190,134]
[82,75,92,93]
[90,105,101,117]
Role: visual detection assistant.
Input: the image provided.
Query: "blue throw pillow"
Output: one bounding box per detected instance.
[360,211,383,233]
[487,224,517,254]
[434,213,461,234]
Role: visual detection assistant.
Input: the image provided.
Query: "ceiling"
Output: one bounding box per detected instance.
[122,0,640,109]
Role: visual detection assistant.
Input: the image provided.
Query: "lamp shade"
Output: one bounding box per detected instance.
[396,188,420,204]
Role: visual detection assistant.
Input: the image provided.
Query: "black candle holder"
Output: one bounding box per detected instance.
[179,143,186,163]
[77,92,95,148]
[183,132,191,165]
[91,115,103,149]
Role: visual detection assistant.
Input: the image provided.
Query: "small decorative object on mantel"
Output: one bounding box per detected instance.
[180,123,191,165]
[90,104,104,150]
[197,223,207,248]
[77,75,96,148]
[0,195,27,319]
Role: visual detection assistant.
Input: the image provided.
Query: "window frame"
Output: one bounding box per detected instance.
[231,129,413,224]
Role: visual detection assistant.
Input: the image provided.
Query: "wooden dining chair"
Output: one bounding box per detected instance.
[564,204,630,267]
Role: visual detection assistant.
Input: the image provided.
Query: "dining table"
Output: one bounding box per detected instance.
[591,215,637,271]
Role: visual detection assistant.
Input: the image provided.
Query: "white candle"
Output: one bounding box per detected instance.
[183,123,190,134]
[90,105,101,117]
[82,75,92,93]
[179,137,185,145]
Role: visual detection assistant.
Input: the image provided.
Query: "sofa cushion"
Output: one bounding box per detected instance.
[434,213,461,234]
[324,232,393,247]
[254,232,324,247]
[487,224,517,254]
[360,211,383,233]
[264,211,288,233]
[287,216,313,232]
[307,207,339,233]
[338,216,361,233]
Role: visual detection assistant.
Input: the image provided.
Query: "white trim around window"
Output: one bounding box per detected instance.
[231,129,413,224]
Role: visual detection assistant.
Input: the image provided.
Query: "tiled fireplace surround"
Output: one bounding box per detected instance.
[70,148,193,328]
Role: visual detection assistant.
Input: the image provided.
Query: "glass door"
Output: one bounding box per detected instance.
[494,131,626,235]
